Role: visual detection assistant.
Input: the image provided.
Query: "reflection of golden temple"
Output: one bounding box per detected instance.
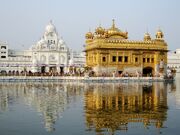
[85,20,168,76]
[0,82,169,134]
[84,83,167,134]
[0,83,84,132]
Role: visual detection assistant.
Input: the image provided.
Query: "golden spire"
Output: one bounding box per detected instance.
[144,32,151,41]
[85,28,94,39]
[112,19,115,29]
[156,27,164,39]
[95,23,105,35]
[158,26,161,31]
[146,27,149,33]
[99,21,101,27]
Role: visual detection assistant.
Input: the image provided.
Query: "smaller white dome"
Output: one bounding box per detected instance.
[45,21,56,33]
[37,39,46,45]
[59,39,64,45]
[31,44,36,50]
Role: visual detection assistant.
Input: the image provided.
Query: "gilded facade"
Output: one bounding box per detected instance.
[85,20,168,76]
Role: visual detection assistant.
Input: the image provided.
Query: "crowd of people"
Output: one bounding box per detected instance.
[0,68,175,79]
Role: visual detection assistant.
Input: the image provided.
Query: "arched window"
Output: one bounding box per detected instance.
[60,55,65,63]
[49,55,56,61]
[41,55,46,63]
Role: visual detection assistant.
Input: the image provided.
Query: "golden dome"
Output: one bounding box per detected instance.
[85,31,94,39]
[144,32,151,41]
[107,19,128,39]
[95,26,105,35]
[156,29,164,39]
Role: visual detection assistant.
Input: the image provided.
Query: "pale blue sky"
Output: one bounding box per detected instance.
[0,0,179,51]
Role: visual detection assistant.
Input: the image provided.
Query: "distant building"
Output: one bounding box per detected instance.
[85,19,168,76]
[69,50,86,67]
[168,49,180,71]
[0,41,8,60]
[0,21,70,74]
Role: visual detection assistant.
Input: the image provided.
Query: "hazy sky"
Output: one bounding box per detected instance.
[0,0,179,51]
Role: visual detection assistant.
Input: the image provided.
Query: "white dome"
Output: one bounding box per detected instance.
[38,39,46,45]
[45,21,56,33]
[59,39,64,45]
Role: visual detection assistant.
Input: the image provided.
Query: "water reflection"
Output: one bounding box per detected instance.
[175,80,180,109]
[0,82,171,134]
[0,82,84,132]
[84,82,168,134]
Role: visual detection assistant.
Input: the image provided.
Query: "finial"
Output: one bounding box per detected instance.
[158,26,161,31]
[146,27,149,33]
[112,19,115,28]
[50,20,53,24]
[99,21,101,27]
[89,28,91,32]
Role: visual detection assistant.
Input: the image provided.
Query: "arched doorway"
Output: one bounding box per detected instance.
[16,71,19,75]
[41,66,46,73]
[8,71,12,75]
[0,70,7,75]
[60,66,64,75]
[49,66,56,73]
[143,67,153,77]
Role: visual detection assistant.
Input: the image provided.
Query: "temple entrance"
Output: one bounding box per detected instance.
[60,66,64,75]
[41,66,46,73]
[118,71,123,74]
[49,66,56,73]
[143,67,153,77]
[0,70,7,75]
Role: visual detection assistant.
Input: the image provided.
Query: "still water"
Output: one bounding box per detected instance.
[0,80,180,135]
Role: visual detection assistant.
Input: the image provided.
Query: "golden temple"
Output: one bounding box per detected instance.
[85,19,168,76]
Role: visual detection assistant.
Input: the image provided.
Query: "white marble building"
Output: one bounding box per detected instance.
[69,50,86,67]
[167,48,180,78]
[0,21,70,74]
[168,49,180,71]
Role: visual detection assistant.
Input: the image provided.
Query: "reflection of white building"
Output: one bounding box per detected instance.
[0,82,84,132]
[175,80,180,109]
[0,21,69,74]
